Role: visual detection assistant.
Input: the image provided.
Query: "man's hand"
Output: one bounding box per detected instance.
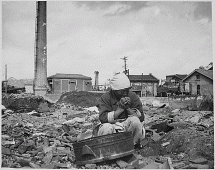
[119,97,131,109]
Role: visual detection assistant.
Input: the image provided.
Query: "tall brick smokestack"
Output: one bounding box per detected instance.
[94,71,99,90]
[34,1,47,96]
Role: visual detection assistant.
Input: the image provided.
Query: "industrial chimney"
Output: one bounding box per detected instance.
[94,71,99,91]
[34,1,48,96]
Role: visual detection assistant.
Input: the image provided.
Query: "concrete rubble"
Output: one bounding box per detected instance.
[1,92,214,169]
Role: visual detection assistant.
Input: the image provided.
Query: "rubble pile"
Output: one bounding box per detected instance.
[56,91,103,107]
[1,92,214,169]
[1,104,100,169]
[2,93,51,113]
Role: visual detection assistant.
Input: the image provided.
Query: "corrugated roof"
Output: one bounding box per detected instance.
[128,74,159,82]
[47,73,92,80]
[183,69,213,81]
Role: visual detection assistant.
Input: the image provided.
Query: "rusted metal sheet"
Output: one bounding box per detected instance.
[73,132,134,165]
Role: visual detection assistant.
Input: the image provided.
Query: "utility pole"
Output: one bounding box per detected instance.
[5,64,7,93]
[121,56,129,75]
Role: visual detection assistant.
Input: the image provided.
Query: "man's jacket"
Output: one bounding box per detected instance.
[98,90,144,123]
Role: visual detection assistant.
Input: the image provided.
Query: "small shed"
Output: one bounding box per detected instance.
[182,69,213,96]
[47,73,92,94]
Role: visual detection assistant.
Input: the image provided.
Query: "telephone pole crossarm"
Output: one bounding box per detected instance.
[120,56,128,75]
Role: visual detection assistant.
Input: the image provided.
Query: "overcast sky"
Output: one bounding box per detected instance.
[2,1,213,85]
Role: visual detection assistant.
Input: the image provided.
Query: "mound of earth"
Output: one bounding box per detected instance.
[2,93,51,113]
[56,91,104,107]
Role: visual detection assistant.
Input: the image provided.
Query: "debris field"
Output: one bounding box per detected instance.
[1,91,214,169]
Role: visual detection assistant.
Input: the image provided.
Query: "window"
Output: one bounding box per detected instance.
[69,81,76,84]
[197,85,200,95]
[196,75,200,80]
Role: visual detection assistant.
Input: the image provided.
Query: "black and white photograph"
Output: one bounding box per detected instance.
[1,1,214,169]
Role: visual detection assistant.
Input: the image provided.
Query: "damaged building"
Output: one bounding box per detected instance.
[47,73,92,94]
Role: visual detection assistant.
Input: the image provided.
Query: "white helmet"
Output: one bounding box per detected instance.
[110,73,131,90]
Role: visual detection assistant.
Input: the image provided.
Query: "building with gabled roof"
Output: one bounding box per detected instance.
[182,68,213,96]
[47,73,92,94]
[165,74,187,86]
[128,73,159,97]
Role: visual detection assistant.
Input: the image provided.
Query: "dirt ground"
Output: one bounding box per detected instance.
[1,91,214,169]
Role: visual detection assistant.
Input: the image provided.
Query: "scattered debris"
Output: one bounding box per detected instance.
[1,92,214,169]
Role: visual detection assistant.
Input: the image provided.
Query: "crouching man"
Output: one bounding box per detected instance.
[97,73,145,148]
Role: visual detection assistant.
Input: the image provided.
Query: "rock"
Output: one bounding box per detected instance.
[83,122,93,129]
[42,151,53,164]
[143,162,162,169]
[172,109,180,113]
[63,117,85,125]
[152,100,161,107]
[41,164,55,169]
[190,115,201,124]
[137,160,146,168]
[1,134,10,139]
[4,109,14,114]
[16,159,30,167]
[189,163,209,169]
[89,114,99,121]
[29,162,41,168]
[2,146,11,155]
[116,160,128,168]
[77,129,93,141]
[142,106,150,111]
[140,138,149,147]
[25,122,34,127]
[161,141,170,147]
[37,102,50,113]
[2,140,15,145]
[189,157,208,164]
[1,104,6,110]
[135,154,144,160]
[151,131,161,142]
[160,158,173,169]
[177,153,186,159]
[125,165,135,169]
[172,162,185,169]
[78,106,83,111]
[83,106,99,113]
[17,145,29,154]
[126,154,139,168]
[85,163,97,169]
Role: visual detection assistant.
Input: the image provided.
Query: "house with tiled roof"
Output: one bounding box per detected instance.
[182,68,213,96]
[128,73,159,97]
[47,73,92,94]
[164,74,187,87]
[161,74,187,94]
